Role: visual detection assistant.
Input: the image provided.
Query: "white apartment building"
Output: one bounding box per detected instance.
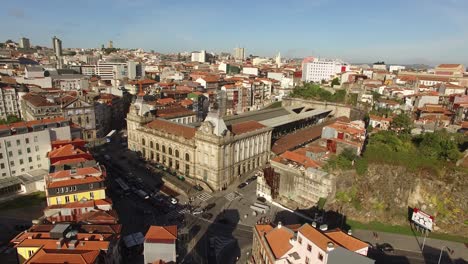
[0,87,21,119]
[0,117,71,178]
[389,65,405,72]
[52,75,90,91]
[302,57,347,83]
[191,50,206,63]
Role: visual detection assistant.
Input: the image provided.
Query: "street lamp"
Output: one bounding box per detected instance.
[437,246,452,264]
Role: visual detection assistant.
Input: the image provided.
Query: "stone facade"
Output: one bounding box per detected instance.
[127,104,273,190]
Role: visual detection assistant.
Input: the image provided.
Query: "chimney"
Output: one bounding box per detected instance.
[277,221,282,229]
[312,222,317,228]
[84,237,89,241]
[327,242,335,252]
[347,229,352,236]
[99,235,104,241]
[56,238,64,249]
[67,240,78,249]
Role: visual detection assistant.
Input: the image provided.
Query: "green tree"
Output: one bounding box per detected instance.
[331,77,340,87]
[391,113,412,133]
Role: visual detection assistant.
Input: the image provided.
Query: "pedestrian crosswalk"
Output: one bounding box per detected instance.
[224,192,239,201]
[166,208,189,219]
[196,192,212,202]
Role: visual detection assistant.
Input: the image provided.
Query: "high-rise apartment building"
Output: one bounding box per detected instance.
[52,36,63,57]
[19,37,30,49]
[234,47,245,61]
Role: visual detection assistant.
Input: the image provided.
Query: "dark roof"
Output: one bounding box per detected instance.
[223,107,291,125]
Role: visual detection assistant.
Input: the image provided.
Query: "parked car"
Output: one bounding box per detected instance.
[247,176,257,182]
[202,212,213,220]
[237,182,247,189]
[204,203,216,211]
[257,196,267,203]
[193,185,204,191]
[376,243,394,253]
[177,175,185,181]
[192,207,204,215]
[170,197,178,205]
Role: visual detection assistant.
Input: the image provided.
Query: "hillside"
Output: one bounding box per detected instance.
[326,130,468,236]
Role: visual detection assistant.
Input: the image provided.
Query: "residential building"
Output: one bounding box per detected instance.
[321,120,366,155]
[250,222,373,264]
[52,36,63,57]
[369,115,392,130]
[19,37,31,49]
[0,86,21,119]
[10,223,121,264]
[389,65,405,72]
[434,64,465,77]
[195,75,220,91]
[0,117,71,179]
[243,67,259,76]
[144,225,177,264]
[234,47,245,61]
[257,146,334,208]
[191,50,206,63]
[302,57,348,83]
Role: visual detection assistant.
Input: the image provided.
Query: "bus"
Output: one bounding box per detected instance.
[105,130,117,143]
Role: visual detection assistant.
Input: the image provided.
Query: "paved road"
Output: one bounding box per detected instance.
[354,229,468,263]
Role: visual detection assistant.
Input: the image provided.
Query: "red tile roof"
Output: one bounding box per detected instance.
[264,226,294,259]
[146,119,196,139]
[48,144,88,159]
[437,64,463,68]
[274,151,321,169]
[47,176,104,188]
[325,229,370,252]
[48,166,102,180]
[145,225,177,243]
[0,117,67,131]
[157,98,175,105]
[229,121,266,135]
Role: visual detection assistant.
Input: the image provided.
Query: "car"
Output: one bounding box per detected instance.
[247,176,257,182]
[192,207,204,215]
[237,182,247,189]
[204,203,216,211]
[193,185,204,191]
[257,196,267,203]
[170,197,178,205]
[201,212,213,220]
[177,175,185,181]
[376,243,394,253]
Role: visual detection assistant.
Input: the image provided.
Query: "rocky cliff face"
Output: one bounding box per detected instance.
[329,165,468,236]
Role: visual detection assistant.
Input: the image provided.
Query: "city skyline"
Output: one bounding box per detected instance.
[2,0,468,65]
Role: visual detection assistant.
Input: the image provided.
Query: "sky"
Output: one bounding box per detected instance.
[2,0,468,65]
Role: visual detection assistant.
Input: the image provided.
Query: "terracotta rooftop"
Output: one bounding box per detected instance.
[157,98,175,105]
[48,166,102,180]
[48,144,88,159]
[24,248,100,264]
[47,176,104,188]
[298,224,334,252]
[229,120,267,135]
[146,119,196,139]
[157,106,195,119]
[273,151,321,169]
[264,226,294,259]
[0,117,67,132]
[325,121,366,135]
[145,225,177,244]
[437,64,463,68]
[324,229,370,252]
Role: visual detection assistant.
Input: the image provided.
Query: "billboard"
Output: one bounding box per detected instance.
[411,208,434,231]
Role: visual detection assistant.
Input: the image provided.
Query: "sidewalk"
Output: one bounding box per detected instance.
[353,229,467,261]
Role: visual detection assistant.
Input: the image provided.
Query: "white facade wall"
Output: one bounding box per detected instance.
[389,65,405,72]
[302,58,345,83]
[242,67,259,76]
[0,126,70,178]
[15,77,53,88]
[0,88,20,119]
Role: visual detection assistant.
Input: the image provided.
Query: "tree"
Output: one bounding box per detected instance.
[331,77,340,87]
[390,113,412,133]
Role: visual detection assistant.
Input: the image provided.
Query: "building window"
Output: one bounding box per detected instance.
[150,141,154,148]
[65,196,70,203]
[175,149,179,158]
[25,138,29,144]
[28,250,34,257]
[0,153,2,159]
[162,145,166,153]
[307,244,312,252]
[169,147,172,155]
[10,161,14,166]
[18,150,22,155]
[89,183,93,189]
[34,136,38,142]
[6,141,11,147]
[0,163,4,169]
[185,153,190,161]
[35,146,39,151]
[298,236,302,244]
[37,155,41,161]
[156,143,159,151]
[73,194,78,202]
[12,170,15,175]
[28,157,32,162]
[8,151,13,157]
[318,253,323,261]
[90,192,94,199]
[19,159,24,165]
[16,139,20,146]
[27,147,31,153]
[305,257,310,264]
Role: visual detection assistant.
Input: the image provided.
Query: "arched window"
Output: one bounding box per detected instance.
[175,150,179,158]
[162,145,166,153]
[185,153,190,162]
[156,143,160,151]
[141,138,145,146]
[169,147,173,155]
[150,141,154,148]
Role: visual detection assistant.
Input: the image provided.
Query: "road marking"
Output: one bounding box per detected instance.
[166,208,189,219]
[196,192,212,202]
[224,192,240,201]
